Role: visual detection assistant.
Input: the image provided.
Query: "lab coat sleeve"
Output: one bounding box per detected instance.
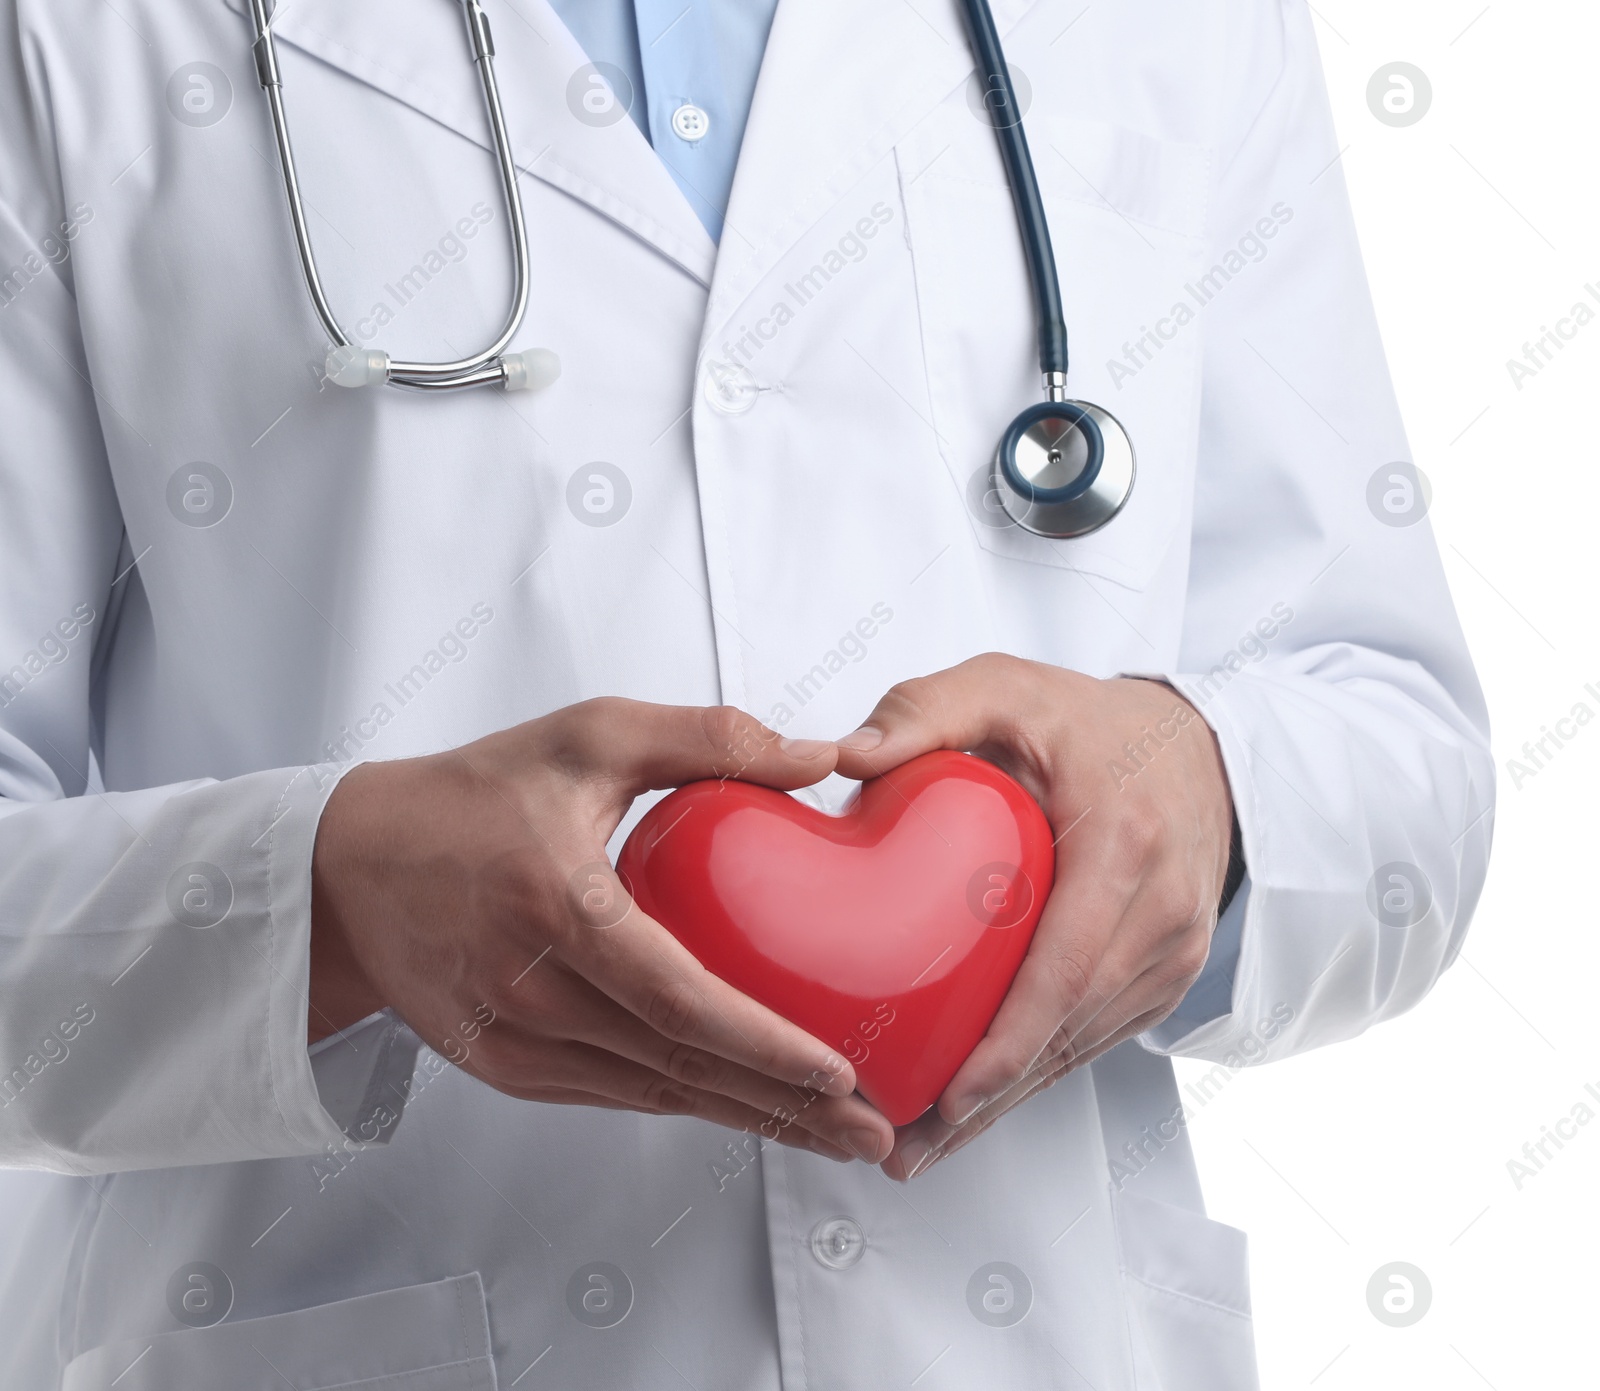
[1138,0,1495,1063]
[0,13,396,1173]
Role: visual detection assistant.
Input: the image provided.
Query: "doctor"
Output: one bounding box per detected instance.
[0,0,1491,1388]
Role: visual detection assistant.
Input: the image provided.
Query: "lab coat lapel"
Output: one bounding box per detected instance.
[705,0,1045,341]
[222,0,716,284]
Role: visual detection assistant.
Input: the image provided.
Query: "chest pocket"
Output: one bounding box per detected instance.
[61,1273,497,1391]
[896,100,1212,591]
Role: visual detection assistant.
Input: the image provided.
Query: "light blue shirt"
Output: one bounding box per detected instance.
[548,0,780,242]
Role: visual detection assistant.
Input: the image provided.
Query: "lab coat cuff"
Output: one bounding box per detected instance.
[265,760,378,1153]
[308,1009,424,1146]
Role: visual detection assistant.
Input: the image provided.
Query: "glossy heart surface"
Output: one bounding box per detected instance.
[617,751,1054,1126]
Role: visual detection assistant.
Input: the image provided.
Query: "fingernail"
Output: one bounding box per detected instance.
[837,725,883,752]
[816,1054,852,1095]
[948,1093,987,1126]
[841,1128,883,1163]
[899,1139,932,1179]
[780,737,833,759]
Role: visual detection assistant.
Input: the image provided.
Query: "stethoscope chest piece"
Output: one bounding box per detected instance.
[993,399,1136,539]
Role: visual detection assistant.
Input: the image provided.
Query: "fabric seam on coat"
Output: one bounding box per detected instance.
[305,1352,497,1391]
[1120,1268,1252,1321]
[782,1148,815,1391]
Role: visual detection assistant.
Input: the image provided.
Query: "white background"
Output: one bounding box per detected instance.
[1174,3,1600,1386]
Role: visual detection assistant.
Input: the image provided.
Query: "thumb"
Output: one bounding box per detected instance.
[831,658,1012,781]
[595,700,839,793]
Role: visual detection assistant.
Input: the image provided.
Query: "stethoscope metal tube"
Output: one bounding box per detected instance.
[248,0,556,393]
[958,0,1135,539]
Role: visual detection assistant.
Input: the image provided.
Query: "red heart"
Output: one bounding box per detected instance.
[617,750,1054,1126]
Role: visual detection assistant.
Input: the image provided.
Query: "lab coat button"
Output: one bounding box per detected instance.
[809,1216,866,1270]
[671,103,710,142]
[702,361,758,415]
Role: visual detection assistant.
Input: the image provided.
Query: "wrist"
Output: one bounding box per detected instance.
[1124,677,1240,908]
[309,765,389,1041]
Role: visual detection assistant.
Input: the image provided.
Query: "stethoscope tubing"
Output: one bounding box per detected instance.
[955,0,1069,380]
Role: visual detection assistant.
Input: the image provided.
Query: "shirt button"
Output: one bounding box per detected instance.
[671,103,711,142]
[702,361,758,415]
[809,1216,866,1270]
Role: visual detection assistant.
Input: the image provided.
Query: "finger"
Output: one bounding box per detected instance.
[505,1086,856,1163]
[1056,973,1185,1071]
[831,655,1045,781]
[483,1042,859,1161]
[510,1086,858,1164]
[902,999,1179,1182]
[571,699,839,793]
[919,1066,1065,1176]
[1060,1006,1173,1076]
[556,863,859,1098]
[506,967,893,1160]
[884,1055,1065,1181]
[894,984,1180,1182]
[588,1014,892,1160]
[1043,863,1215,1064]
[1037,884,1200,1055]
[936,846,1141,1124]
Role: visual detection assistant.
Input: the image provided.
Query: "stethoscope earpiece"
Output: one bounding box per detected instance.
[993,399,1136,539]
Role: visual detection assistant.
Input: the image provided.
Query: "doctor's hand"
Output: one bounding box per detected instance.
[831,657,1234,1181]
[309,699,896,1165]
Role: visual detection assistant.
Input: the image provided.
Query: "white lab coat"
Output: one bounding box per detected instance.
[0,0,1492,1386]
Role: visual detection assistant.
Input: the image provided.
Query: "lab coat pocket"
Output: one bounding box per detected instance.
[1112,1189,1259,1391]
[897,107,1212,591]
[60,1272,498,1391]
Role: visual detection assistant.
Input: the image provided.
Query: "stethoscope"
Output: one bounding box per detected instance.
[248,0,1134,539]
